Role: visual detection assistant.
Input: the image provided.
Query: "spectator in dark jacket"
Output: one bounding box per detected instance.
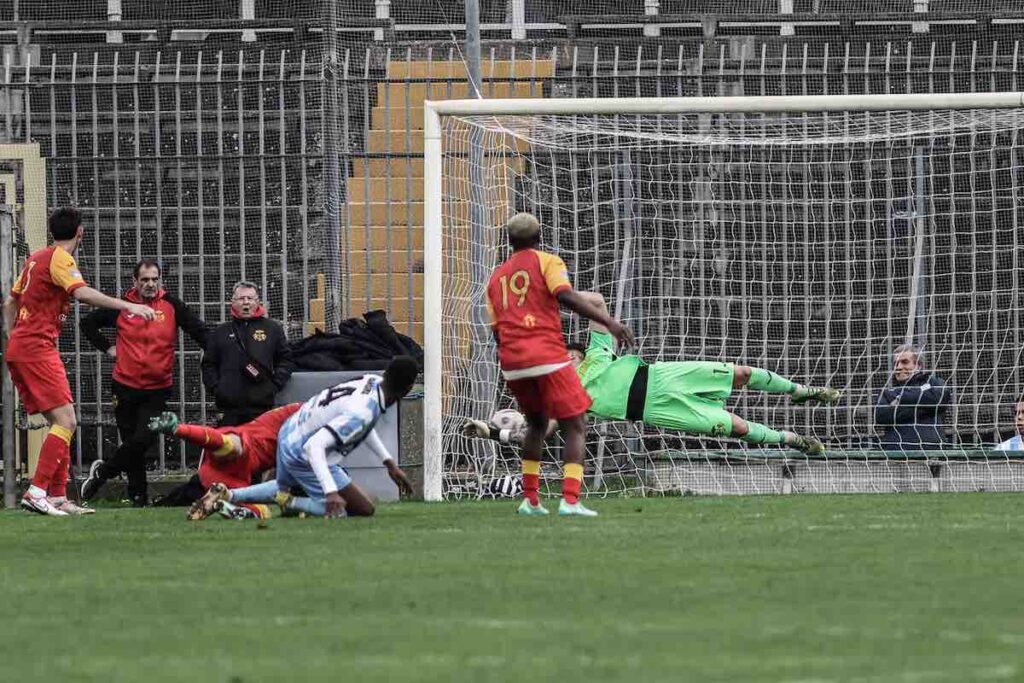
[874,344,954,451]
[80,259,208,506]
[202,281,293,426]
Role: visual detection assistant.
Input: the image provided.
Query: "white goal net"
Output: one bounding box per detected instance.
[424,94,1024,501]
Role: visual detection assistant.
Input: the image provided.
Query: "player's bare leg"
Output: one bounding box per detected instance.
[268,490,348,518]
[729,414,824,455]
[22,403,77,516]
[732,365,841,405]
[149,412,242,458]
[339,482,375,517]
[517,411,550,516]
[557,413,597,517]
[272,482,376,518]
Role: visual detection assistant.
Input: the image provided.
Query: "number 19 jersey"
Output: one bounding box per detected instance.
[485,248,573,376]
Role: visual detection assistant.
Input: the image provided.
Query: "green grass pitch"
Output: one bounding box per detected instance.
[3,494,1024,682]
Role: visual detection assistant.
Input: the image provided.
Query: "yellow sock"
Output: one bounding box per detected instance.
[562,463,583,504]
[49,424,74,446]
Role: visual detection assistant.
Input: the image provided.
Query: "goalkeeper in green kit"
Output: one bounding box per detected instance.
[465,292,839,454]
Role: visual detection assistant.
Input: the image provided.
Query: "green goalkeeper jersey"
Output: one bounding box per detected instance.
[576,330,644,420]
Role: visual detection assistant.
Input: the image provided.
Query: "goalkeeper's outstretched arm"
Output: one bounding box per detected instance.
[556,289,633,347]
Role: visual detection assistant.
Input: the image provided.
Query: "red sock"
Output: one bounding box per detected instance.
[175,424,227,451]
[522,460,541,506]
[49,451,70,498]
[31,426,74,495]
[562,463,584,505]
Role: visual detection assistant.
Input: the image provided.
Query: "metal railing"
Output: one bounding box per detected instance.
[4,3,1024,44]
[1,27,1023,481]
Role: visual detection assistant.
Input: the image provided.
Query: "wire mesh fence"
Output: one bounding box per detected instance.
[1,1,1024,482]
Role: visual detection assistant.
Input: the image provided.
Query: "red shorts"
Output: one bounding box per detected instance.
[198,452,255,490]
[505,364,592,420]
[6,353,73,415]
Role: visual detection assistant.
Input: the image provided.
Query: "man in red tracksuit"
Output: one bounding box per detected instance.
[80,259,208,506]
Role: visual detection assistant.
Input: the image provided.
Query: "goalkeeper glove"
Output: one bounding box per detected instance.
[461,418,516,444]
[461,418,490,439]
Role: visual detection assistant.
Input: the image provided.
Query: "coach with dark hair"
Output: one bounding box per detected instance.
[202,280,293,426]
[80,259,208,506]
[874,343,954,451]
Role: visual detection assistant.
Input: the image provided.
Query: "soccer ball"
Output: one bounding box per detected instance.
[490,408,525,433]
[482,474,523,499]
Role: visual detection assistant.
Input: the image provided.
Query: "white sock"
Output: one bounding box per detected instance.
[27,485,47,499]
[49,496,67,504]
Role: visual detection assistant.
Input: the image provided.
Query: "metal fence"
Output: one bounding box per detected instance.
[3,25,1024,477]
[2,44,330,473]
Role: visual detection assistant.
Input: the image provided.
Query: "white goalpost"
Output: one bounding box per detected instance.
[422,92,1024,503]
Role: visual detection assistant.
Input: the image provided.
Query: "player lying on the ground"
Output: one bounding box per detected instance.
[145,403,302,520]
[465,292,839,454]
[186,357,419,519]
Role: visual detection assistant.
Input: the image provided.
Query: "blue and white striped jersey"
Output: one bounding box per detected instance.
[995,435,1024,451]
[279,374,388,462]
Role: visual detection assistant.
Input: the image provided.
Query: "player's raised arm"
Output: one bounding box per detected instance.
[556,289,634,348]
[73,286,156,320]
[45,243,155,322]
[513,215,634,348]
[573,291,613,334]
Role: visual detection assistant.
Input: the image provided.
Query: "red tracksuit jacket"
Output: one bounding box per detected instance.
[81,287,208,390]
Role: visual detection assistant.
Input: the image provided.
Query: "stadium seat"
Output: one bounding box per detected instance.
[345,58,555,345]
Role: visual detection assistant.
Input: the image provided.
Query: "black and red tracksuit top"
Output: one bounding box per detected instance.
[81,287,208,391]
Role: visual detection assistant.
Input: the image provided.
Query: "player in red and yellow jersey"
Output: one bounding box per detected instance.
[2,207,156,516]
[485,213,633,517]
[146,403,302,520]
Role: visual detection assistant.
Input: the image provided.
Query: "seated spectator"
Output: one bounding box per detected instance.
[874,344,954,451]
[995,397,1024,451]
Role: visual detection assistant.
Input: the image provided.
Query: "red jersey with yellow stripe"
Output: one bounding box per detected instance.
[220,403,301,472]
[6,245,87,361]
[486,248,572,373]
[199,403,302,488]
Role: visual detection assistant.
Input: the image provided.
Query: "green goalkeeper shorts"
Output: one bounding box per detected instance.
[642,361,735,437]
